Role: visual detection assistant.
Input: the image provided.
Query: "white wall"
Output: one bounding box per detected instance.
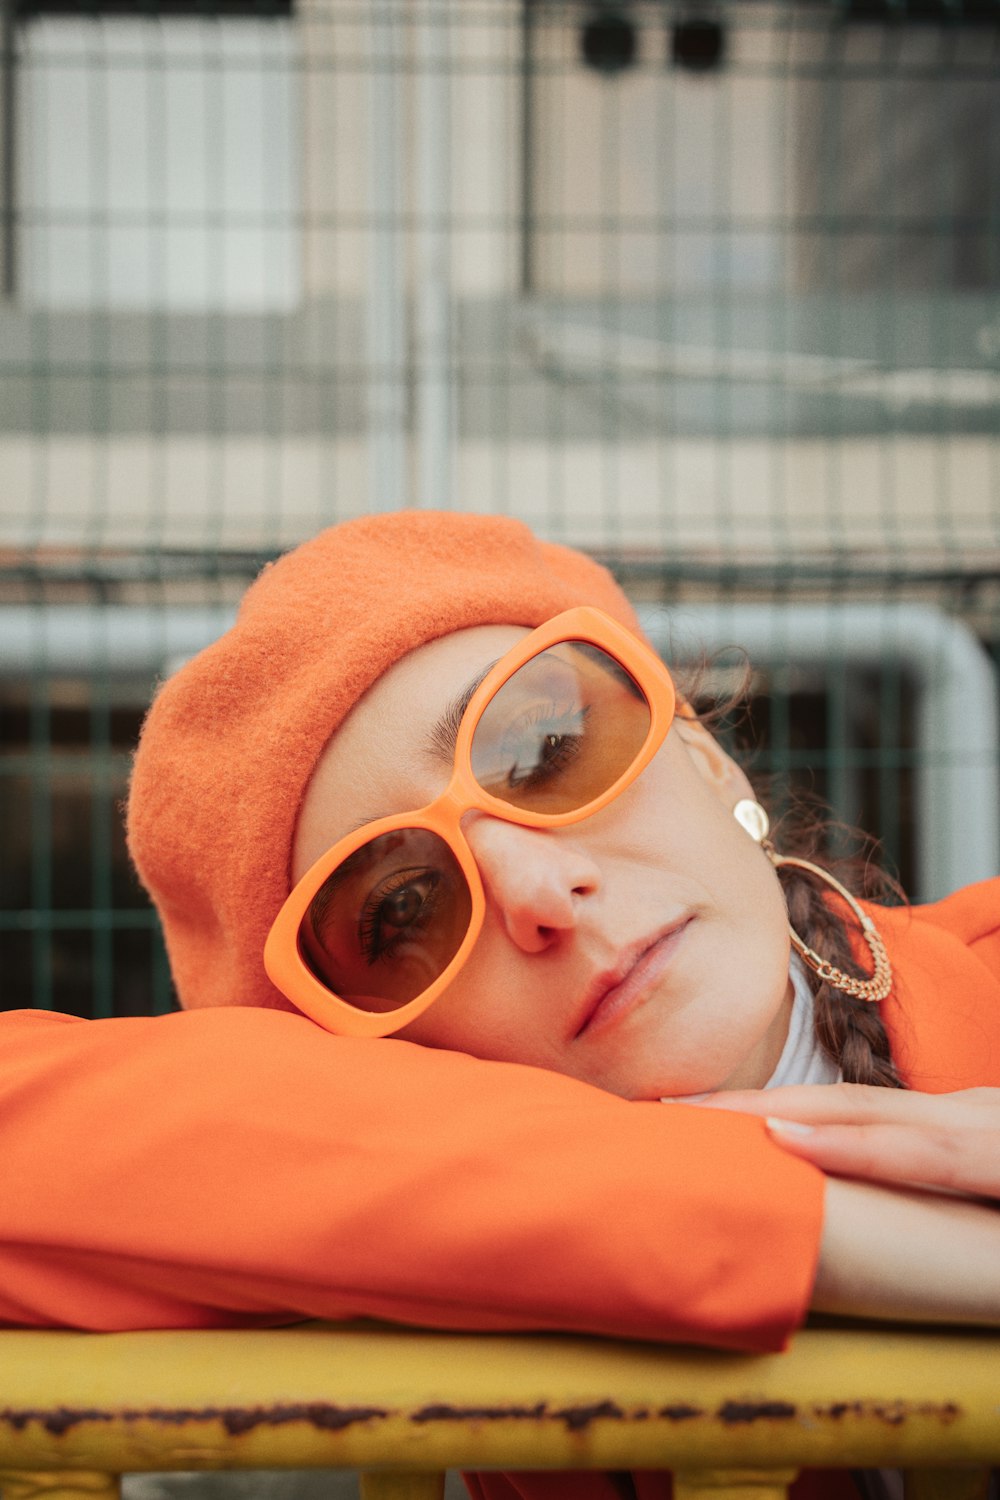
[20,16,301,309]
[2,0,997,558]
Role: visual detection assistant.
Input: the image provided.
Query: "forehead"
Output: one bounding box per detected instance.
[292,624,529,878]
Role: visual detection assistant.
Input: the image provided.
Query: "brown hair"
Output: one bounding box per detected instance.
[769,804,905,1089]
[680,659,906,1091]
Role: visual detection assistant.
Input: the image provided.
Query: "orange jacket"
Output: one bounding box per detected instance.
[0,878,997,1357]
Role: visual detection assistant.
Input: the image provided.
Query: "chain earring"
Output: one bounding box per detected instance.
[732,799,892,1004]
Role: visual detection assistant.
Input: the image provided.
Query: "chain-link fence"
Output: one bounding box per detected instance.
[2,0,999,1018]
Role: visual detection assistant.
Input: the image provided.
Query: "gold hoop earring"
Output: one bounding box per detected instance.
[732,799,892,1004]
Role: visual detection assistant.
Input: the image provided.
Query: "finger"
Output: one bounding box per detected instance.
[690,1088,794,1115]
[698,1084,995,1130]
[691,1084,883,1121]
[764,1119,1000,1199]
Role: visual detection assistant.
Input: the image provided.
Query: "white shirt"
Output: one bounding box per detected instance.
[764,956,842,1090]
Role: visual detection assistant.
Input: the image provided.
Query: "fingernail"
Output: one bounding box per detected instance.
[660,1092,712,1104]
[766,1117,815,1137]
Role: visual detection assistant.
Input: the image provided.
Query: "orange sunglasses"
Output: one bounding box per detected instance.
[264,606,676,1037]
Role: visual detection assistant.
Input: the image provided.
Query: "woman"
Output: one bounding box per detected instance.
[2,512,998,1481]
[129,507,1000,1291]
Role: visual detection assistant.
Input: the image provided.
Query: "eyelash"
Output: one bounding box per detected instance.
[359,867,441,965]
[504,702,589,788]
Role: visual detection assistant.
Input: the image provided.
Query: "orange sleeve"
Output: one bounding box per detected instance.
[911,877,1000,982]
[0,1007,823,1351]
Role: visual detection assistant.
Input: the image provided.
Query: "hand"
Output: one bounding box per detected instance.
[693,1084,1000,1201]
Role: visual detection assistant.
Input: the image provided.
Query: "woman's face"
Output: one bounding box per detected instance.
[293,625,794,1100]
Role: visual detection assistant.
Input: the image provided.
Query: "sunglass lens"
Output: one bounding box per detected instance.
[299,828,472,1013]
[470,642,652,814]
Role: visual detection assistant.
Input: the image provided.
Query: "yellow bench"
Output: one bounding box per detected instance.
[1,1324,998,1500]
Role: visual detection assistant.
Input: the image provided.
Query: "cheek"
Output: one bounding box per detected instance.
[706,822,793,1028]
[635,745,789,945]
[710,811,791,962]
[742,862,793,986]
[396,929,505,1051]
[399,918,551,1063]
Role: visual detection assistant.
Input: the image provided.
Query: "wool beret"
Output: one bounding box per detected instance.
[127,510,642,1013]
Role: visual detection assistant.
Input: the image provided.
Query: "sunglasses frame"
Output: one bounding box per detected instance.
[264,605,676,1037]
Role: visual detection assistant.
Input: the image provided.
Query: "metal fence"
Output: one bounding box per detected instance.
[2,0,999,1018]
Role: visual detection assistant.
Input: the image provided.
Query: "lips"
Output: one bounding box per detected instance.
[573,917,692,1040]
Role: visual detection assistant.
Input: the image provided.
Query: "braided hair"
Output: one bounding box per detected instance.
[678,659,906,1091]
[775,851,904,1089]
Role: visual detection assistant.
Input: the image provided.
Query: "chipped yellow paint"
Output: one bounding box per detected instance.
[675,1466,802,1500]
[358,1474,444,1500]
[0,1325,998,1500]
[0,1474,120,1500]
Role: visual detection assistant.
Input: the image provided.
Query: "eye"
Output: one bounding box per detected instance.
[384,886,421,924]
[360,868,442,965]
[505,705,588,789]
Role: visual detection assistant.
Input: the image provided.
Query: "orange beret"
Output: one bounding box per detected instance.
[127,511,642,1013]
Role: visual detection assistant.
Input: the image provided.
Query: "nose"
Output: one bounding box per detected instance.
[464,816,601,954]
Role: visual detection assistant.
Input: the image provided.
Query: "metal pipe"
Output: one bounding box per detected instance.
[413,0,453,509]
[366,0,409,510]
[0,605,234,678]
[638,602,999,901]
[1,0,16,301]
[2,601,994,900]
[0,1324,999,1473]
[519,0,535,296]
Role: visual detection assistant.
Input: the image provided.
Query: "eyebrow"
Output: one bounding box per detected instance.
[424,657,501,763]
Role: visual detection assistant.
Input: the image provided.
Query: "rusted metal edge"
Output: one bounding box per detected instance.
[0,1397,965,1440]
